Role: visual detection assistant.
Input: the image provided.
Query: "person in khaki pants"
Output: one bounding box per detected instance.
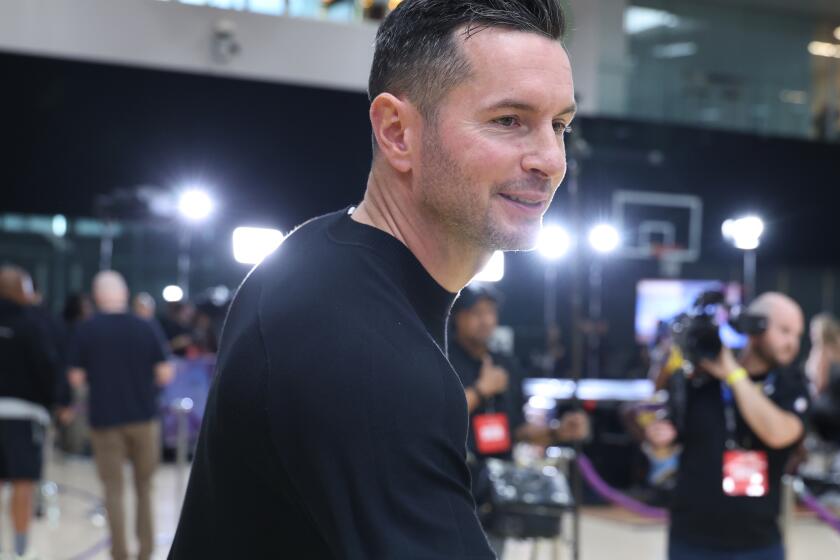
[69,271,173,560]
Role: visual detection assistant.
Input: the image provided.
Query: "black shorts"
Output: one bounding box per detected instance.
[0,419,45,480]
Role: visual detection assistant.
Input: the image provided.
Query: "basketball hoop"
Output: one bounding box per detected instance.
[652,243,684,277]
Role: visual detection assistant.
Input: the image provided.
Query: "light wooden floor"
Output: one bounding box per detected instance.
[7,456,839,559]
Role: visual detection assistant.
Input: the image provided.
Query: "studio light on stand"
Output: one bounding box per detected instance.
[162,285,184,303]
[537,224,572,348]
[585,223,621,378]
[232,227,286,265]
[176,187,215,300]
[722,215,764,303]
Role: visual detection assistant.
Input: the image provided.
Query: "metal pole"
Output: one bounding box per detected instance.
[177,227,192,301]
[830,57,840,141]
[587,260,603,378]
[743,249,757,303]
[174,397,193,502]
[570,447,581,560]
[543,264,560,375]
[545,265,558,330]
[566,133,585,560]
[780,474,795,556]
[40,422,60,522]
[99,220,114,271]
[568,157,584,381]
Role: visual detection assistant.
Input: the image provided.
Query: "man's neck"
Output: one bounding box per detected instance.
[351,169,492,293]
[739,346,773,376]
[97,305,128,314]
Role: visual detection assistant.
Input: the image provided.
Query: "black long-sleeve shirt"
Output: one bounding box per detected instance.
[0,298,59,409]
[448,341,526,462]
[170,208,494,559]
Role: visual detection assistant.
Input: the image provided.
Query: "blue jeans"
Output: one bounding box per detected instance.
[669,538,784,560]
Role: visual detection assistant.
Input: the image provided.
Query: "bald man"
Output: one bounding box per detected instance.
[68,271,172,560]
[646,292,810,560]
[0,265,59,558]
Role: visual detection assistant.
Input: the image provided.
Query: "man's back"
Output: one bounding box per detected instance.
[0,298,57,408]
[69,313,167,429]
[169,210,493,559]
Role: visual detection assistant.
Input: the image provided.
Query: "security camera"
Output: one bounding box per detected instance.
[212,19,241,64]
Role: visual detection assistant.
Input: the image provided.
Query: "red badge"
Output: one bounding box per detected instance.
[722,450,769,497]
[473,413,512,455]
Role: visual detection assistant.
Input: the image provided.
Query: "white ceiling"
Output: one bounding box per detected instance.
[701,0,840,20]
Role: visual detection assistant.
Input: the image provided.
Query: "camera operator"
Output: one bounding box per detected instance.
[646,292,810,560]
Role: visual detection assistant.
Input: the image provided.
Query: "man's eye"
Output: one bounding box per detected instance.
[554,122,573,135]
[494,116,518,127]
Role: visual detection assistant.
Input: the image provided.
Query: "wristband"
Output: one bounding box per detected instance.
[726,367,749,386]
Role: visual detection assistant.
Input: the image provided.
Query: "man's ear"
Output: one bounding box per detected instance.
[369,93,419,173]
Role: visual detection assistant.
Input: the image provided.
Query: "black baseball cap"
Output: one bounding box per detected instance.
[451,283,504,315]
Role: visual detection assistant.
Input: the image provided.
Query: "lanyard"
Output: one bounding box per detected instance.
[720,371,776,449]
[484,393,496,414]
[477,354,498,414]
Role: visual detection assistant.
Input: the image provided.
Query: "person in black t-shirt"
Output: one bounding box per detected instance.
[158,301,195,357]
[450,284,589,463]
[645,293,810,560]
[449,284,588,553]
[0,265,59,558]
[68,271,173,560]
[169,1,576,557]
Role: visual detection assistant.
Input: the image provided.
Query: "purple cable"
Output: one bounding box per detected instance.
[796,483,840,535]
[576,454,669,521]
[55,483,112,560]
[575,458,840,535]
[67,537,112,560]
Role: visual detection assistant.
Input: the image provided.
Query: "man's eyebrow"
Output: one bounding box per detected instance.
[484,99,578,118]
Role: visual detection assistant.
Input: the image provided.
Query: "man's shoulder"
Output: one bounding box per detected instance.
[249,212,406,322]
[773,364,808,388]
[262,208,347,262]
[772,364,810,400]
[11,305,41,332]
[77,313,152,338]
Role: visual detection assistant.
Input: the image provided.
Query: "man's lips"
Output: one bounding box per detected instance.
[497,192,548,208]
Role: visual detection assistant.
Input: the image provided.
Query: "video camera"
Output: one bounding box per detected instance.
[667,290,767,432]
[670,290,767,374]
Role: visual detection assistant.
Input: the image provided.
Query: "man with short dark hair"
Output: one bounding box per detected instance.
[170,1,575,557]
[69,271,173,560]
[0,265,59,559]
[646,293,810,560]
[451,285,588,455]
[449,284,588,553]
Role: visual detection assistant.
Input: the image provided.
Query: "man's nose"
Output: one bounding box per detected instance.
[521,125,567,182]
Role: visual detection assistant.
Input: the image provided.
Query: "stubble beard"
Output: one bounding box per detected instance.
[418,129,543,252]
[756,338,785,370]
